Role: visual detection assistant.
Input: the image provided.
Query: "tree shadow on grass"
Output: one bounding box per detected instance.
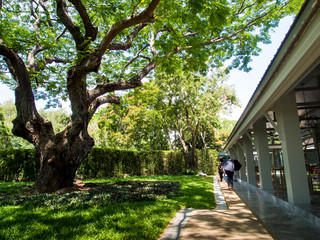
[0,175,214,239]
[0,181,183,240]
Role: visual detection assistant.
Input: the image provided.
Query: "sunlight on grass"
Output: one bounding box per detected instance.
[0,175,215,240]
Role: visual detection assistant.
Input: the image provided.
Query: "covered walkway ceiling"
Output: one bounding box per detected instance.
[246,62,320,150]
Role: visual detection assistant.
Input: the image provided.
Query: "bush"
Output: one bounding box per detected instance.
[0,148,217,181]
[0,149,39,181]
[197,149,218,175]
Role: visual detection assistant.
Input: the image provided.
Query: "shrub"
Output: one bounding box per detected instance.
[0,149,39,181]
[0,148,217,181]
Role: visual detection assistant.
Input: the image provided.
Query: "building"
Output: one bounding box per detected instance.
[224,0,320,213]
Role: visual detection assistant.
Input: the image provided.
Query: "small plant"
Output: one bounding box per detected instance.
[183,169,199,175]
[0,181,180,209]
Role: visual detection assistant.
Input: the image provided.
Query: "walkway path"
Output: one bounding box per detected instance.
[160,177,273,240]
[160,176,320,240]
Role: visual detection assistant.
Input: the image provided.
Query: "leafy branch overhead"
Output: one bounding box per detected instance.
[1,0,302,109]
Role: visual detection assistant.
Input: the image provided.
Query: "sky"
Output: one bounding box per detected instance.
[226,16,294,120]
[0,16,294,119]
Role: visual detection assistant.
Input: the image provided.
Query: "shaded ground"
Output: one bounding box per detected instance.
[160,178,273,240]
[0,180,180,209]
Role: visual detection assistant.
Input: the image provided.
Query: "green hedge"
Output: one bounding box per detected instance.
[0,148,218,181]
[196,149,218,175]
[0,149,39,181]
[77,149,186,178]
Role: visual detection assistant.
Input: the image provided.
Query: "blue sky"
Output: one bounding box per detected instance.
[226,16,294,120]
[0,16,294,119]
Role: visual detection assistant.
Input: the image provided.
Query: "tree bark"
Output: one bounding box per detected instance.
[33,127,94,193]
[185,106,200,169]
[0,43,95,193]
[177,121,191,169]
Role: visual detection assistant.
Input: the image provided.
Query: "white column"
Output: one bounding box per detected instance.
[229,147,240,181]
[275,91,311,206]
[235,141,247,181]
[241,134,256,186]
[229,148,237,160]
[253,117,274,193]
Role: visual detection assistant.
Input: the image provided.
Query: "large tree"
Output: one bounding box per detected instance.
[0,0,302,192]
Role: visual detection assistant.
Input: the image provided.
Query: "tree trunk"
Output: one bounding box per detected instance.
[6,47,95,193]
[33,129,94,193]
[184,106,200,169]
[190,121,200,169]
[177,123,192,169]
[200,131,207,149]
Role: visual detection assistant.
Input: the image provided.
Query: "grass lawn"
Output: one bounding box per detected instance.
[0,175,215,240]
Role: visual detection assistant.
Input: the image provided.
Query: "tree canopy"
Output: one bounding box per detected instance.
[1,0,302,107]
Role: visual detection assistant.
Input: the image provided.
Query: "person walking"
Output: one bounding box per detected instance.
[224,169,234,190]
[218,161,224,182]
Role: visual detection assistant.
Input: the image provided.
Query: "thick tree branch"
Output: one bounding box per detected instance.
[108,23,149,51]
[97,0,160,57]
[87,60,156,103]
[0,42,54,144]
[150,29,157,57]
[68,0,98,41]
[27,42,42,70]
[28,57,70,74]
[56,0,84,50]
[0,43,32,94]
[88,96,120,120]
[3,55,17,82]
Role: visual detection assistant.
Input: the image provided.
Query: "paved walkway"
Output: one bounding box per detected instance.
[160,177,273,240]
[160,176,320,240]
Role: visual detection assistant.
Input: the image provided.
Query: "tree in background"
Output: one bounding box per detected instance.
[91,82,170,151]
[91,70,238,160]
[90,103,129,149]
[212,119,238,152]
[0,110,13,149]
[0,0,302,192]
[154,70,238,168]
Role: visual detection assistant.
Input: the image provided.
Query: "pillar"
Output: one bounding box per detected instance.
[235,141,247,181]
[241,134,256,186]
[253,117,274,193]
[275,91,311,206]
[229,148,237,160]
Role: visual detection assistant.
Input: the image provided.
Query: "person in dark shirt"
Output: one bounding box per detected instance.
[224,170,234,190]
[218,161,223,182]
